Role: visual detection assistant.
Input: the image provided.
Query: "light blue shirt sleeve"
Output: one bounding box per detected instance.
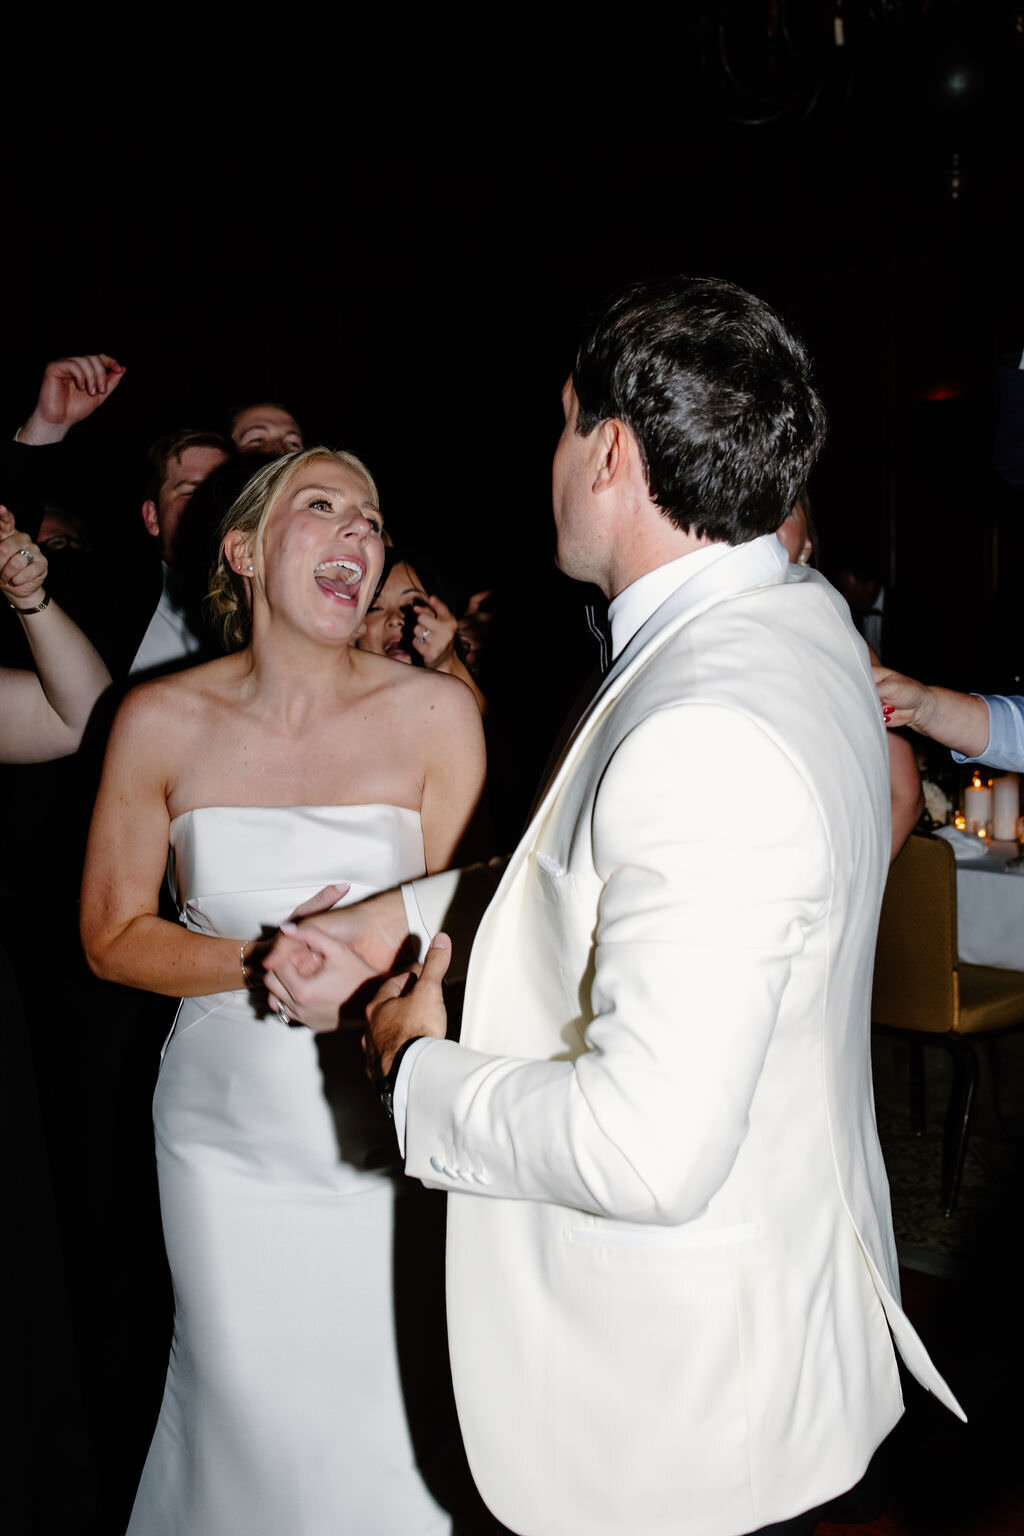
[951,694,1024,772]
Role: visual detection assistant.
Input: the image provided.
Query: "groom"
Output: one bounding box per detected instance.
[266,276,962,1536]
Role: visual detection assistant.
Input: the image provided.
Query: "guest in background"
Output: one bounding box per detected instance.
[128,429,231,679]
[229,400,304,457]
[0,506,110,759]
[0,506,110,1534]
[777,497,923,861]
[1,351,126,544]
[37,500,90,555]
[184,406,306,566]
[13,351,126,453]
[875,667,1024,774]
[358,547,486,711]
[830,526,889,659]
[2,391,228,1526]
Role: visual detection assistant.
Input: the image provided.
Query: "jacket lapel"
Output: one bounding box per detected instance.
[491,535,791,905]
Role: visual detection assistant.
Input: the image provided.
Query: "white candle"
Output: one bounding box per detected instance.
[993,774,1020,841]
[964,781,993,837]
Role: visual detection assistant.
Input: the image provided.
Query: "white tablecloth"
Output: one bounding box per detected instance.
[956,840,1024,970]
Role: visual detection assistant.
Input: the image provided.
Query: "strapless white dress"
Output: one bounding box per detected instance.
[126,805,454,1536]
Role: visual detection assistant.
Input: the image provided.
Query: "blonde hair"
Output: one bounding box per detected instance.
[207,446,382,652]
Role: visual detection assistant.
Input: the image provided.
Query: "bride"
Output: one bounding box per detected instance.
[80,448,486,1536]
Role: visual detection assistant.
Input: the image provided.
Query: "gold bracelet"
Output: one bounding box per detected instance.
[240,942,253,989]
[8,592,50,614]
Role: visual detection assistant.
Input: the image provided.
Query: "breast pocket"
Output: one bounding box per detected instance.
[528,851,579,941]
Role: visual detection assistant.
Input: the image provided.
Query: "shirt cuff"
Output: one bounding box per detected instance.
[400,881,433,962]
[393,1036,438,1155]
[950,695,993,764]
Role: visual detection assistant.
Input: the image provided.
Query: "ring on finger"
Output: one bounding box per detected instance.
[275,1003,292,1025]
[16,548,35,566]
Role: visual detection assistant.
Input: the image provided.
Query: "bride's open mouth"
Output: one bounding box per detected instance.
[313,558,364,603]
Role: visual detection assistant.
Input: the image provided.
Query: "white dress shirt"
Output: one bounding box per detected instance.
[129,563,204,677]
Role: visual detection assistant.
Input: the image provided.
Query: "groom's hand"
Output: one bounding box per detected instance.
[364,933,452,1080]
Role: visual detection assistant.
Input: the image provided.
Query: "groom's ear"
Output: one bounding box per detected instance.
[591,418,629,495]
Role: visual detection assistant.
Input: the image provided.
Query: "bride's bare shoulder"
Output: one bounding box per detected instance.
[359,651,480,728]
[112,655,246,739]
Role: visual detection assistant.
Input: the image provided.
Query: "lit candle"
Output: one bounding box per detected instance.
[993,773,1020,841]
[963,773,993,839]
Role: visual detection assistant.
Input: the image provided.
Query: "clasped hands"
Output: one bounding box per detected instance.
[263,885,451,1080]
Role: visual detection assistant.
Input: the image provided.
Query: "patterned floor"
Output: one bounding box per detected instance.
[873,1032,1024,1277]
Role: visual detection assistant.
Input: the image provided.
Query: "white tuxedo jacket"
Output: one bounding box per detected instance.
[405,536,962,1536]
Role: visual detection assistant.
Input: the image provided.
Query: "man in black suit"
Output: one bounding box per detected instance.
[127,428,230,679]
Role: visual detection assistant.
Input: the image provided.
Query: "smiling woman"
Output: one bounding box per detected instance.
[205,447,383,650]
[79,446,486,1535]
[359,546,486,711]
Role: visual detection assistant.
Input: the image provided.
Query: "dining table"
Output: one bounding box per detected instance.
[953,837,1024,970]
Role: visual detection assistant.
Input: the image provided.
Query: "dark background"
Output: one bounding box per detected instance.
[4,1,1023,695]
[2,10,1022,1528]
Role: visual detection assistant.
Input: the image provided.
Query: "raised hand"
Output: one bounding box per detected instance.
[411,593,458,670]
[20,353,127,445]
[0,506,47,608]
[363,933,451,1081]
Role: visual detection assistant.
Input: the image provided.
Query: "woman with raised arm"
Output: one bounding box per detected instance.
[80,448,486,1536]
[357,545,486,711]
[874,665,1024,771]
[1,509,111,1528]
[0,505,110,762]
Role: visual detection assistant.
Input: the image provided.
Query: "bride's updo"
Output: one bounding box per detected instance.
[207,446,382,651]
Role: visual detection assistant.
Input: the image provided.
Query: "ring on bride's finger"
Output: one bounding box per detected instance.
[421,627,430,639]
[16,548,35,565]
[275,1003,291,1024]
